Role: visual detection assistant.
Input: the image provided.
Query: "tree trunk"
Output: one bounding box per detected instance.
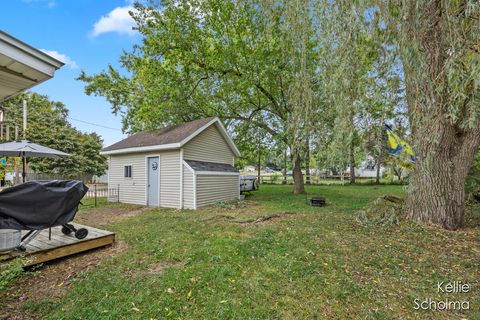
[405,131,479,229]
[349,142,355,184]
[395,168,402,182]
[257,131,261,184]
[291,149,305,194]
[283,146,287,184]
[394,1,480,229]
[305,138,311,184]
[257,155,261,185]
[375,155,381,184]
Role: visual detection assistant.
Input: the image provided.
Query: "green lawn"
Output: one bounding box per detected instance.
[17,185,480,319]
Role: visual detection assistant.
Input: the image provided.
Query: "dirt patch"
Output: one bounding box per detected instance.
[75,205,149,228]
[211,200,259,211]
[205,211,296,225]
[0,241,128,320]
[147,260,185,274]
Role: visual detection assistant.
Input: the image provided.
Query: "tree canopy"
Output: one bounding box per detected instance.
[1,93,107,178]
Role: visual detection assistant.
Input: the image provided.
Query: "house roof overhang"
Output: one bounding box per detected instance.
[0,30,64,102]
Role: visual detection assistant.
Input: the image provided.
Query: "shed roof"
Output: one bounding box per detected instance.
[101,117,241,157]
[0,30,64,102]
[184,159,239,173]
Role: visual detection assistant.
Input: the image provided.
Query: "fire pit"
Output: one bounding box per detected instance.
[305,192,326,207]
[310,196,326,207]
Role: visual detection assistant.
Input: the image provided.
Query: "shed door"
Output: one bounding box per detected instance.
[147,156,159,206]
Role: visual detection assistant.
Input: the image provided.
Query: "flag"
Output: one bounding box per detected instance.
[385,125,415,164]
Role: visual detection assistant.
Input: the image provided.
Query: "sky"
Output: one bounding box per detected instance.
[0,0,143,146]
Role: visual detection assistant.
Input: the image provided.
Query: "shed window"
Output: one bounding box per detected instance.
[124,165,132,178]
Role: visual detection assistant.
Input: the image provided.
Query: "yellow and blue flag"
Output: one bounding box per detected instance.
[385,125,415,164]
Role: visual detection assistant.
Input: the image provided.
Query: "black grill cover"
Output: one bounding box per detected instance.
[0,180,88,230]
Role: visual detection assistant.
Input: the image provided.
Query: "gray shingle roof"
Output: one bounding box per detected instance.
[185,160,239,173]
[103,117,216,152]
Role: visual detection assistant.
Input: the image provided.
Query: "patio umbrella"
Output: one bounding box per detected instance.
[0,140,69,183]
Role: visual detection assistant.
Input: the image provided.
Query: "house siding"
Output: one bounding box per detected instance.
[108,153,147,205]
[108,150,181,208]
[183,125,235,165]
[196,174,240,207]
[182,164,195,209]
[158,150,181,208]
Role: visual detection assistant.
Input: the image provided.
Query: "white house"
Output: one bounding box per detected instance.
[351,158,386,178]
[0,30,64,102]
[100,117,241,209]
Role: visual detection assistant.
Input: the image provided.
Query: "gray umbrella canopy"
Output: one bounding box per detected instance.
[0,140,69,158]
[0,140,69,183]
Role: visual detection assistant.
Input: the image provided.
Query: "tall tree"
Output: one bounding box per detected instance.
[379,1,480,229]
[315,1,380,184]
[79,0,318,194]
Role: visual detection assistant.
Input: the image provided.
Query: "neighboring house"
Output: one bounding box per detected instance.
[242,165,256,173]
[349,158,386,178]
[100,117,241,209]
[92,174,108,184]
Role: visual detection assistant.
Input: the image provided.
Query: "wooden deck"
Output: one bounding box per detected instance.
[0,224,115,266]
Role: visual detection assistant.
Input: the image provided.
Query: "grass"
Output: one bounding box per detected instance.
[15,185,480,319]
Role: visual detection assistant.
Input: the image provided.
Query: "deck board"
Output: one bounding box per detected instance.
[0,224,115,266]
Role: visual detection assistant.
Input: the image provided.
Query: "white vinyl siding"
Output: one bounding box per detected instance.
[108,150,181,207]
[182,165,195,209]
[183,125,235,165]
[108,153,147,205]
[196,175,240,207]
[159,150,181,208]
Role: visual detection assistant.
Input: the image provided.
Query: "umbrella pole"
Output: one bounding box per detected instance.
[22,153,26,183]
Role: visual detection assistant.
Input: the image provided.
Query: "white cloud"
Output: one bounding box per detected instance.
[40,49,79,69]
[92,6,138,37]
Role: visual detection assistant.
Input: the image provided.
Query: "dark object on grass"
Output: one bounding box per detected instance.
[0,180,89,251]
[310,196,326,207]
[305,192,326,207]
[473,192,480,202]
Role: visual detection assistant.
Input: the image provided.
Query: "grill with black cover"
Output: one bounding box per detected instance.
[0,180,89,251]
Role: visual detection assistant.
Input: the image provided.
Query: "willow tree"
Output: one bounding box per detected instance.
[280,0,314,194]
[379,1,480,229]
[315,1,380,184]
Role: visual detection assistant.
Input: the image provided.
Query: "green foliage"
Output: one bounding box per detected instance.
[214,199,246,209]
[2,93,107,178]
[77,0,325,192]
[0,259,24,292]
[466,151,480,197]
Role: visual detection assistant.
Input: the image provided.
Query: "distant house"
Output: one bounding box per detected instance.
[100,117,241,209]
[350,158,385,178]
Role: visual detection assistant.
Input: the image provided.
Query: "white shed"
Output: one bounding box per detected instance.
[100,117,241,209]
